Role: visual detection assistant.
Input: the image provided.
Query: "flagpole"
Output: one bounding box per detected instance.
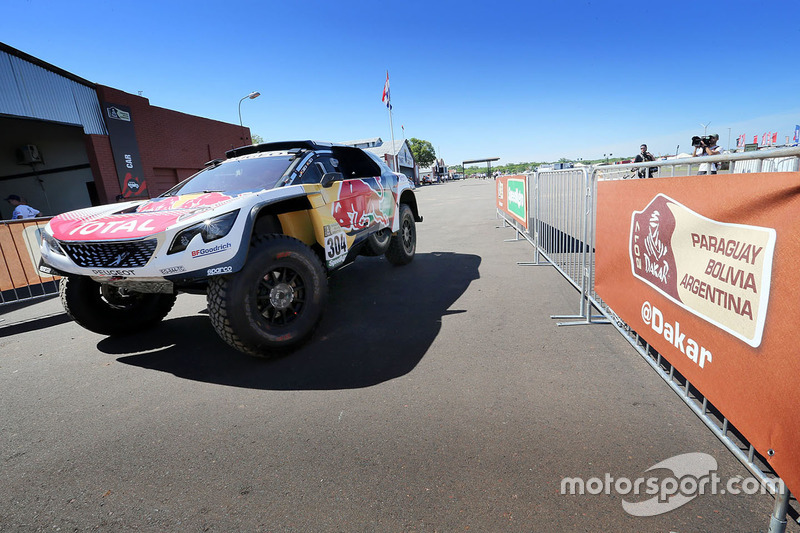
[388,106,398,172]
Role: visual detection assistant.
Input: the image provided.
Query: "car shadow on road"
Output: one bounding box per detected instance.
[104,252,480,390]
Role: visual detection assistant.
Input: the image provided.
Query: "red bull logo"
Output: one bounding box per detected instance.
[137,192,233,212]
[332,178,390,233]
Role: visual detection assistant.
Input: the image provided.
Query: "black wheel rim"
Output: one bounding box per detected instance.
[401,216,415,253]
[374,228,390,245]
[100,284,144,310]
[255,266,306,326]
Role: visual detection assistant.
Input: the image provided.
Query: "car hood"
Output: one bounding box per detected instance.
[49,192,244,241]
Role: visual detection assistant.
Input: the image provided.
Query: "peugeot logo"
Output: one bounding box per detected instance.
[108,252,130,267]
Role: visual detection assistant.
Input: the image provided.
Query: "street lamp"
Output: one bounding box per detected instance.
[238,91,260,144]
[239,91,260,127]
[700,122,711,135]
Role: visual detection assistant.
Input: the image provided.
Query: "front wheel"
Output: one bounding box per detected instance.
[206,235,327,357]
[59,276,177,335]
[385,204,416,266]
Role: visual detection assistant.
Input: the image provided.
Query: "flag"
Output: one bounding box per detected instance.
[381,71,391,109]
[772,132,778,144]
[762,133,767,146]
[794,125,800,143]
[737,134,745,148]
[754,135,758,144]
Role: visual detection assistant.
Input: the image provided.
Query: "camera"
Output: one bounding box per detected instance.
[692,135,715,147]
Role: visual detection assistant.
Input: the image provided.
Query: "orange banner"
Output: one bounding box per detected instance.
[595,172,800,495]
[496,175,528,229]
[0,218,59,300]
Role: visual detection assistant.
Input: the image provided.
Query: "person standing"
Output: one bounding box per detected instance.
[693,134,721,175]
[5,194,41,219]
[634,144,657,178]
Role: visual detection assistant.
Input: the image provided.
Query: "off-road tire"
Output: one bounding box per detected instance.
[385,204,416,266]
[59,276,177,336]
[361,227,391,256]
[206,234,327,357]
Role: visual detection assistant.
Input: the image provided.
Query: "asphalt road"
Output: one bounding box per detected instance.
[1,179,794,532]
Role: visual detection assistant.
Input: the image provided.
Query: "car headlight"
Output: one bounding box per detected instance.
[168,210,239,255]
[41,231,66,256]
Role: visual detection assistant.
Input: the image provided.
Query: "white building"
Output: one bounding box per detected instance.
[341,137,417,182]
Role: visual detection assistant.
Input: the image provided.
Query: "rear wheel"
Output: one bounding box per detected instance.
[361,227,391,256]
[385,204,416,266]
[59,276,177,335]
[206,235,327,357]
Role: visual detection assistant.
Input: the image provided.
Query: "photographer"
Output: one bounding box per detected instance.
[634,144,657,178]
[692,133,721,175]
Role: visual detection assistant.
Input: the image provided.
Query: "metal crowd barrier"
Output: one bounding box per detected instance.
[498,146,800,532]
[0,217,59,307]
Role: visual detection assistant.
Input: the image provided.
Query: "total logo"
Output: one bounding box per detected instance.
[192,242,232,258]
[69,218,157,236]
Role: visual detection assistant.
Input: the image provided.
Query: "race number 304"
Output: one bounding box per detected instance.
[326,232,347,262]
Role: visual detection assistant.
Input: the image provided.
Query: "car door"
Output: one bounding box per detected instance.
[296,154,369,268]
[326,157,391,237]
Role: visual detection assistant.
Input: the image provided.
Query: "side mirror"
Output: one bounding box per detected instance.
[321,172,343,188]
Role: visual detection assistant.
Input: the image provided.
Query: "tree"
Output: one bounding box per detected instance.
[251,134,264,145]
[408,138,436,168]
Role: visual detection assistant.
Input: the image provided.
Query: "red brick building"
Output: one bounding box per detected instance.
[0,42,249,219]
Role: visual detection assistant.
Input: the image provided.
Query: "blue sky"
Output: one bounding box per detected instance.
[3,0,799,165]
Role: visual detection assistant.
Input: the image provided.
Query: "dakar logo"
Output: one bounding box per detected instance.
[642,210,669,285]
[629,194,776,348]
[107,106,131,121]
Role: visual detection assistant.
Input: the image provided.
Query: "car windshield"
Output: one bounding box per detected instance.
[164,155,294,196]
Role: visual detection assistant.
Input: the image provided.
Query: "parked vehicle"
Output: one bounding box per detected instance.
[39,141,421,357]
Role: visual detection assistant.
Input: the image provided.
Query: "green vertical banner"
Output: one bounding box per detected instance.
[496,175,527,229]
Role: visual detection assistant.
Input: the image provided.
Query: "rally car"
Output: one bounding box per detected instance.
[39,141,421,357]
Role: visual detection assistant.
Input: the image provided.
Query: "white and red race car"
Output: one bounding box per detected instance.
[39,141,421,356]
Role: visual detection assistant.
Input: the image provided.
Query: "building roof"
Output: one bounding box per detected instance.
[363,139,407,158]
[341,137,416,169]
[340,137,383,148]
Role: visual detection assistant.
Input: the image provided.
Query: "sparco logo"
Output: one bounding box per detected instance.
[207,266,233,276]
[192,242,232,258]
